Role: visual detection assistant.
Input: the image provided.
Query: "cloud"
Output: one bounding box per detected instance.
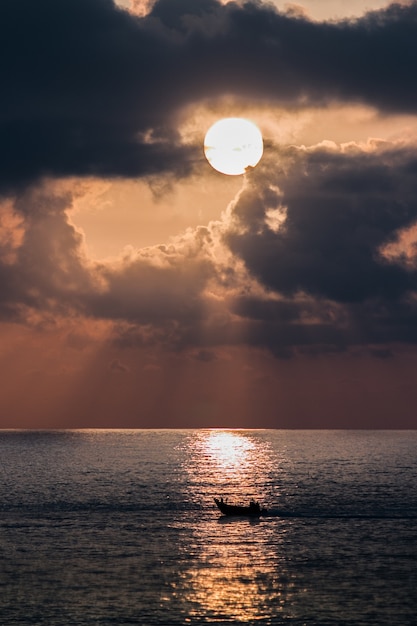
[0,185,97,322]
[2,0,417,191]
[0,183,220,349]
[227,141,417,303]
[223,140,417,354]
[3,136,417,359]
[2,0,417,364]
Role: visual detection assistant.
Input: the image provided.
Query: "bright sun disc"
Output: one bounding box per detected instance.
[204,117,263,175]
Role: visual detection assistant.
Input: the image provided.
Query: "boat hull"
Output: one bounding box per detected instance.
[214,498,267,517]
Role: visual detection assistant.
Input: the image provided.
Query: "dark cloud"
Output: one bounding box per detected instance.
[228,144,417,303]
[3,0,417,361]
[0,0,197,191]
[224,142,417,354]
[2,0,417,190]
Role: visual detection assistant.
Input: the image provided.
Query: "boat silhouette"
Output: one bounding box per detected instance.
[214,497,267,517]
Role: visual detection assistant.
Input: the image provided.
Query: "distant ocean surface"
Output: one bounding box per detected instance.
[0,430,416,626]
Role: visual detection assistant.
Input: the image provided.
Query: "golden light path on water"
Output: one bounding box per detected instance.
[202,429,256,472]
[177,430,295,623]
[187,430,271,498]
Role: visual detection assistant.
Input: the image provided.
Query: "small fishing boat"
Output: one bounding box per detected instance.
[214,497,267,517]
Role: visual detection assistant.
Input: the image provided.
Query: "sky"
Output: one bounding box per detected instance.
[1,0,417,428]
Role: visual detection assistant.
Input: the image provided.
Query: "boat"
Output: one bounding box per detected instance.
[214,497,267,517]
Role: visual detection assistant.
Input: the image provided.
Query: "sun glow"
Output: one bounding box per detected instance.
[204,118,263,175]
[185,430,262,493]
[178,430,282,622]
[203,430,256,468]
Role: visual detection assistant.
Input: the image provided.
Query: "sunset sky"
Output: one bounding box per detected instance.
[1,0,417,428]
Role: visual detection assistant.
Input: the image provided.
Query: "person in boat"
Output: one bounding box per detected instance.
[249,499,261,513]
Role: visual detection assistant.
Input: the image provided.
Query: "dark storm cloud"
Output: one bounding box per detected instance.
[228,145,417,303]
[0,0,196,191]
[2,0,417,190]
[224,142,417,353]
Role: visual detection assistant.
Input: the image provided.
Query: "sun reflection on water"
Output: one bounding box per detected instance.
[184,429,277,505]
[174,430,293,622]
[202,429,255,469]
[185,429,272,503]
[180,518,289,623]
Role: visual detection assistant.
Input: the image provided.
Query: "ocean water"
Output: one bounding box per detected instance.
[0,430,416,626]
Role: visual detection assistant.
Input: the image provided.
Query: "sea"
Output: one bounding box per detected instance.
[0,429,416,626]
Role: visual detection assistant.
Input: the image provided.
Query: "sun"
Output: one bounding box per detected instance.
[204,117,263,175]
